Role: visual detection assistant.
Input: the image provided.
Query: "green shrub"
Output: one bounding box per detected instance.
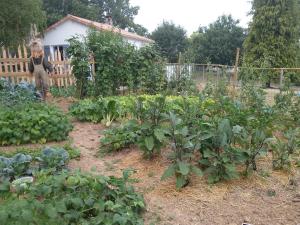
[67,36,91,99]
[0,170,145,225]
[0,103,73,146]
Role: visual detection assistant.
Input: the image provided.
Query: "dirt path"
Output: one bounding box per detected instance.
[66,121,300,225]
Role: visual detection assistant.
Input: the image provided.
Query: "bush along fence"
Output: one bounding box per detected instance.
[0,45,81,87]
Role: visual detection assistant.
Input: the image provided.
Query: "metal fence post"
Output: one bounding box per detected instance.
[280,69,284,88]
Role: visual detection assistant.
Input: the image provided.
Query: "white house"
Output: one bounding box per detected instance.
[41,14,154,60]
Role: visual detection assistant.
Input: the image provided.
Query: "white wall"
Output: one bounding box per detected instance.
[126,39,146,49]
[42,19,147,49]
[42,20,88,46]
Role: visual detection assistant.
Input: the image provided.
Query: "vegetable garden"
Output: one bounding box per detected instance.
[0,30,300,225]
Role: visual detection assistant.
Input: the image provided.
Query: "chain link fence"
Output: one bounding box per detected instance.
[166,63,300,90]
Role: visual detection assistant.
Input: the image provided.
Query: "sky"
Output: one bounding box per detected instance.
[130,0,252,36]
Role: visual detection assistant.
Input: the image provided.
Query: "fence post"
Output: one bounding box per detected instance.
[233,48,240,89]
[202,65,205,82]
[280,69,284,88]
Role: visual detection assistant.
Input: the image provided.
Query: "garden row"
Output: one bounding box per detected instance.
[0,146,145,225]
[70,83,300,188]
[0,79,73,146]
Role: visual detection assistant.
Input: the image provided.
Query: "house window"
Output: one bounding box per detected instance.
[44,46,51,58]
[53,45,69,60]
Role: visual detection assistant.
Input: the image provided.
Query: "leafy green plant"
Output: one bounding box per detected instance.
[0,170,145,225]
[69,95,201,123]
[135,44,166,94]
[67,36,91,99]
[0,153,32,181]
[166,64,197,95]
[36,147,69,170]
[233,125,273,174]
[199,119,242,183]
[100,120,140,153]
[161,112,202,189]
[101,99,120,127]
[69,98,104,123]
[271,129,300,170]
[137,96,168,158]
[273,88,300,129]
[0,103,73,146]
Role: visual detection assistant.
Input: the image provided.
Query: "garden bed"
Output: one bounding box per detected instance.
[1,84,300,225]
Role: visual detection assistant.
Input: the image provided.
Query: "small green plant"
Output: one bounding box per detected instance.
[100,119,140,153]
[69,98,105,123]
[137,96,168,158]
[101,99,120,127]
[233,125,273,174]
[0,153,32,181]
[161,112,202,189]
[36,147,69,170]
[271,129,300,170]
[199,119,241,183]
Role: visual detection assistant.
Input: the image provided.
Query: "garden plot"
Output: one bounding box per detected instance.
[1,81,300,225]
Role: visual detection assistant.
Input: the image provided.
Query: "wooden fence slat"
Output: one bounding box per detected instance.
[18,45,24,73]
[2,47,8,73]
[0,45,77,88]
[23,45,29,72]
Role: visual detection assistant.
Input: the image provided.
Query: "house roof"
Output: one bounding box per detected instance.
[45,14,154,43]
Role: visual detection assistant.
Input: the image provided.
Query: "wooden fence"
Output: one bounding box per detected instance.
[0,45,75,87]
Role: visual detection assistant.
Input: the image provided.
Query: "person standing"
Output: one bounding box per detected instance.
[29,39,53,100]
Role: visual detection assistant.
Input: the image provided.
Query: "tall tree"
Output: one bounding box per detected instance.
[243,0,299,85]
[0,0,46,48]
[186,15,245,65]
[42,0,148,35]
[293,0,300,68]
[151,21,188,63]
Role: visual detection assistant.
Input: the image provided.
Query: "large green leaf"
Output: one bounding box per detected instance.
[144,136,154,151]
[161,164,176,180]
[191,166,203,176]
[178,161,190,176]
[154,129,165,142]
[176,175,187,189]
